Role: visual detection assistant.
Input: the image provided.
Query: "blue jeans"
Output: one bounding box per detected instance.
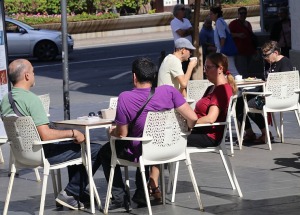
[43,141,102,197]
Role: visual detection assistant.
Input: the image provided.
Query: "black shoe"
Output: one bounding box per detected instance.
[132,189,147,207]
[108,194,132,213]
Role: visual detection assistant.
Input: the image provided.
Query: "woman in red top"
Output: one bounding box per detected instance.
[187,53,237,147]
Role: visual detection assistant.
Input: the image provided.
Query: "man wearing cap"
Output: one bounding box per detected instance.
[157,38,197,97]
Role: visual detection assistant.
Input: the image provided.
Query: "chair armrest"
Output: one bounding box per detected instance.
[242,91,272,97]
[34,138,75,145]
[111,136,152,142]
[295,89,300,94]
[194,122,227,127]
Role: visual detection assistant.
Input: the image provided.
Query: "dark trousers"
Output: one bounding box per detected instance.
[43,142,102,197]
[99,141,149,204]
[187,129,218,147]
[236,95,265,131]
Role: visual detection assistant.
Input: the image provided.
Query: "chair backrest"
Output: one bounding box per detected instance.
[2,116,43,167]
[187,80,213,109]
[141,109,189,163]
[109,97,118,109]
[265,71,299,110]
[222,95,237,141]
[38,94,50,115]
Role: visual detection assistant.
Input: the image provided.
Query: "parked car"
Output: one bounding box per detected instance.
[5,17,74,61]
[262,0,289,32]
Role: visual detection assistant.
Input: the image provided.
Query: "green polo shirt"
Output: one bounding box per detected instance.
[0,87,49,126]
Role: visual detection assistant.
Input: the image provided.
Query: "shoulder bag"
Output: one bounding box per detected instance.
[217,19,238,56]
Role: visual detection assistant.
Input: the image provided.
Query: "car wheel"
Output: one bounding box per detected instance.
[34,41,58,61]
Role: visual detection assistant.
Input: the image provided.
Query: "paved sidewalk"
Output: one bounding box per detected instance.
[1,111,300,214]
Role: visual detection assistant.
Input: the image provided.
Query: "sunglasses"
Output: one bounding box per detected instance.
[180,7,185,11]
[239,12,247,15]
[262,51,274,59]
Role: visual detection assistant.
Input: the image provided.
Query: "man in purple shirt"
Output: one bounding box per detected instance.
[99,57,197,212]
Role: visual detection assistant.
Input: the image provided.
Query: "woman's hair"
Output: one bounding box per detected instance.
[210,6,223,18]
[261,40,281,55]
[206,53,237,94]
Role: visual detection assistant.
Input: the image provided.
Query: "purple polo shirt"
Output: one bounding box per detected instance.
[115,85,186,160]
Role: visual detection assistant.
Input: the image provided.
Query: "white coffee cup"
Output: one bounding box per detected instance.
[189,57,197,61]
[235,75,243,81]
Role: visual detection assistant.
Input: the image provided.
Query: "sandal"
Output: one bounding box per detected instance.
[148,184,161,201]
[243,132,256,142]
[255,132,274,143]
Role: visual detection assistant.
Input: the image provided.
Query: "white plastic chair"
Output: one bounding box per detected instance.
[187,80,240,156]
[187,80,212,110]
[169,95,243,203]
[104,109,204,215]
[2,116,102,215]
[240,71,300,150]
[0,136,7,164]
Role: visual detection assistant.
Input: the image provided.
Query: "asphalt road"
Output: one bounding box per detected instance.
[30,39,175,123]
[29,16,261,122]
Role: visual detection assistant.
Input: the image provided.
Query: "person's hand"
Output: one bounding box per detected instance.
[73,130,85,144]
[188,59,197,69]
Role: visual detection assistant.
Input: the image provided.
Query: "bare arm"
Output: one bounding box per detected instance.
[176,27,193,38]
[37,124,85,144]
[110,124,128,138]
[176,60,197,96]
[176,102,198,128]
[196,105,219,124]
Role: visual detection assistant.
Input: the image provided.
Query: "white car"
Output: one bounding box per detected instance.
[5,17,74,61]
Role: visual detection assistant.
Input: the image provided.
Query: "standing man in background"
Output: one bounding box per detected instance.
[171,4,193,43]
[229,7,257,77]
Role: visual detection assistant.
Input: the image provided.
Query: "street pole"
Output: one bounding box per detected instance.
[192,0,203,80]
[61,0,70,120]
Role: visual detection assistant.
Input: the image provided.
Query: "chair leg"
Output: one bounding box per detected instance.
[104,165,116,214]
[0,146,4,164]
[35,168,41,182]
[171,161,180,203]
[51,170,58,198]
[272,113,281,138]
[228,119,234,156]
[263,110,272,150]
[139,163,153,215]
[218,147,236,190]
[124,166,130,198]
[233,113,241,155]
[3,164,16,215]
[239,112,247,150]
[219,145,243,197]
[280,112,284,143]
[160,164,166,205]
[185,154,204,211]
[90,175,102,210]
[39,168,50,215]
[167,163,173,194]
[295,108,300,126]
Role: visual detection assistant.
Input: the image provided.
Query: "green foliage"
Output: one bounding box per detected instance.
[11,12,119,25]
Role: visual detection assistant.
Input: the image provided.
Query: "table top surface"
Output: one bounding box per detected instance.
[53,117,113,126]
[236,80,265,87]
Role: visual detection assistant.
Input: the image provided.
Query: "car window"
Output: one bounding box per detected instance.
[5,21,20,33]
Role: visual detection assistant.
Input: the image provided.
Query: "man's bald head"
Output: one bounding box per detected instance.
[8,59,32,85]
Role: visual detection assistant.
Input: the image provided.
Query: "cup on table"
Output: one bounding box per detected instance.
[189,57,197,61]
[235,75,243,81]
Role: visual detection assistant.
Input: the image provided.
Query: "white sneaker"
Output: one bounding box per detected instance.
[55,191,84,210]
